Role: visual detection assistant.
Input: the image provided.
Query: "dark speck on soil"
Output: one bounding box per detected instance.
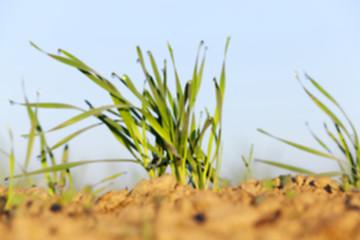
[193,213,206,223]
[50,203,62,212]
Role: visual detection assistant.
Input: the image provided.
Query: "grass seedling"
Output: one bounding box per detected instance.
[257,73,360,188]
[15,38,231,190]
[7,85,88,195]
[241,144,254,181]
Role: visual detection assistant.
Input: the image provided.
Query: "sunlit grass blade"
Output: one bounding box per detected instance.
[5,126,15,210]
[241,144,254,181]
[22,83,38,171]
[167,42,183,107]
[7,159,138,180]
[220,37,231,98]
[31,42,96,75]
[323,123,344,153]
[97,172,126,184]
[59,144,73,192]
[258,128,349,166]
[255,159,315,175]
[148,51,164,95]
[335,123,354,165]
[296,73,353,142]
[48,104,135,132]
[305,73,359,145]
[47,123,101,152]
[10,101,84,111]
[305,122,332,153]
[32,43,128,104]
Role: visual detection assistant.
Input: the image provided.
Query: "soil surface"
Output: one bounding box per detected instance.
[1,174,360,240]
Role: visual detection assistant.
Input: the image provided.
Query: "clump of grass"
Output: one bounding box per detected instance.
[257,73,360,189]
[13,38,231,190]
[5,85,77,197]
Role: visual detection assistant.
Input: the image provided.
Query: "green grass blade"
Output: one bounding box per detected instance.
[167,42,183,106]
[295,73,353,143]
[48,104,135,132]
[48,123,101,152]
[248,144,254,166]
[306,122,332,153]
[148,51,164,95]
[0,149,10,158]
[98,172,126,184]
[258,128,349,166]
[10,101,85,111]
[323,123,345,153]
[220,37,231,97]
[7,159,139,179]
[5,126,15,210]
[213,78,223,126]
[59,144,73,192]
[256,159,315,175]
[22,85,38,171]
[305,73,358,145]
[31,42,96,75]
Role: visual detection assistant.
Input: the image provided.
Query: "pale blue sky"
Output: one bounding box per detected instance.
[1,1,360,188]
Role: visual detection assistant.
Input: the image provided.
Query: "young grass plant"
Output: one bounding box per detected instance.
[257,73,359,188]
[6,83,90,197]
[15,38,231,190]
[241,144,254,181]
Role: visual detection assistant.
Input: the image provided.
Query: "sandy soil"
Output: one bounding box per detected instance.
[0,173,360,240]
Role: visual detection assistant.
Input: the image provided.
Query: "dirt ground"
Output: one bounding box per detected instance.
[1,173,360,240]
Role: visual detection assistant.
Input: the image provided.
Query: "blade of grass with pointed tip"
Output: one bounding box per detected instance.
[213,78,223,126]
[22,87,38,171]
[8,159,139,180]
[11,101,85,111]
[305,122,332,154]
[306,73,359,146]
[98,172,126,184]
[167,42,183,107]
[189,41,202,107]
[335,123,354,165]
[334,123,356,181]
[5,126,15,210]
[148,51,164,95]
[32,42,129,103]
[296,74,353,143]
[60,144,73,192]
[48,123,101,152]
[220,37,231,97]
[48,104,134,132]
[256,159,315,175]
[323,123,345,154]
[258,128,349,166]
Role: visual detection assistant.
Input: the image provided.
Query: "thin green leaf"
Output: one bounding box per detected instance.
[98,172,126,184]
[48,104,135,132]
[258,128,349,166]
[256,159,315,175]
[306,122,332,153]
[49,123,101,152]
[8,159,139,179]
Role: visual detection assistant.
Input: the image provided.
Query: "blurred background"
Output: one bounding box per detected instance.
[1,1,360,190]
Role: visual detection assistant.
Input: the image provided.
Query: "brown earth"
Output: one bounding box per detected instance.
[1,173,360,240]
